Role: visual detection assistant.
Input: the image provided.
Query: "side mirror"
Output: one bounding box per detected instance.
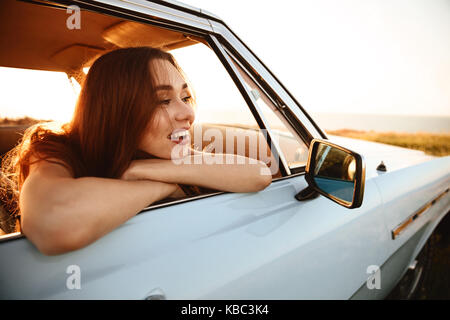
[303,139,366,208]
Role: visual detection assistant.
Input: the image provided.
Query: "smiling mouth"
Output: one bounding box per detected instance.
[168,129,190,145]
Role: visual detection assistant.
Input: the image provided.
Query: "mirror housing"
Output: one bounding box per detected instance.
[304,139,366,208]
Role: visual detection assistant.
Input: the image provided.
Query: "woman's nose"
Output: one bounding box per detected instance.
[174,99,195,124]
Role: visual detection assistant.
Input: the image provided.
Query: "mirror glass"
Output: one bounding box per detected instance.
[312,144,356,203]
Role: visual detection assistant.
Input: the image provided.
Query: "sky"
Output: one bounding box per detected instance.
[184,0,450,117]
[0,67,78,122]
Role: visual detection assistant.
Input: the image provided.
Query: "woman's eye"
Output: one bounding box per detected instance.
[159,99,171,105]
[182,96,192,103]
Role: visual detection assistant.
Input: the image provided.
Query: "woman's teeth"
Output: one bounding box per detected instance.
[168,130,189,143]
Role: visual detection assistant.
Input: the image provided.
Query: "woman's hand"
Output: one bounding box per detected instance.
[170,184,187,198]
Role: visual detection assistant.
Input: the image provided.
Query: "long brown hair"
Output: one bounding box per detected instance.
[0,47,190,233]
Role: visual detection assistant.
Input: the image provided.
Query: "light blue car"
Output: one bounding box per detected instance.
[0,0,449,299]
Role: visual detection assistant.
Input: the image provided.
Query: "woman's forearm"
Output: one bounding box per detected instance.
[20,176,177,255]
[129,154,272,192]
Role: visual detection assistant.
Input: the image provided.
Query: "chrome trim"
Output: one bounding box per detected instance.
[0,232,23,243]
[408,259,418,270]
[74,0,212,33]
[119,0,211,27]
[140,191,225,212]
[152,0,203,14]
[392,188,449,239]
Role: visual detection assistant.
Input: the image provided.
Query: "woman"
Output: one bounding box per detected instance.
[0,47,271,255]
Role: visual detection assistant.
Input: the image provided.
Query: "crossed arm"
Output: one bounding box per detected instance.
[20,152,271,255]
[121,152,272,193]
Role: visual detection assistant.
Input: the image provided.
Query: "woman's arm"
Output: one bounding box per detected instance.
[20,159,177,255]
[122,152,272,193]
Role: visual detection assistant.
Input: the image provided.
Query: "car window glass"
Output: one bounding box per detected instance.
[227,55,310,169]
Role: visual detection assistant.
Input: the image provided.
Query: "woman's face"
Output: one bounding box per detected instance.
[139,58,195,160]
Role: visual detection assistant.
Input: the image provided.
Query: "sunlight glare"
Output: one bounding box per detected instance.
[0,67,77,123]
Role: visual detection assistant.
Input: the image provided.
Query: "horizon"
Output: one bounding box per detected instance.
[1,111,449,134]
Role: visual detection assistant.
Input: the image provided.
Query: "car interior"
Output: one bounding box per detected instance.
[0,0,284,235]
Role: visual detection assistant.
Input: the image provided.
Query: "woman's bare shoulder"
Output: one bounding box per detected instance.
[28,154,74,179]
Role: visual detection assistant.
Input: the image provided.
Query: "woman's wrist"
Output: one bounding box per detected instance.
[122,160,157,181]
[122,159,175,182]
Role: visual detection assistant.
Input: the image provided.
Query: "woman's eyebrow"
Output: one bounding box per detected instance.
[155,83,188,91]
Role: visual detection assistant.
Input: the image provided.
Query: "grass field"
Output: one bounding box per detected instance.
[0,116,47,126]
[326,129,450,157]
